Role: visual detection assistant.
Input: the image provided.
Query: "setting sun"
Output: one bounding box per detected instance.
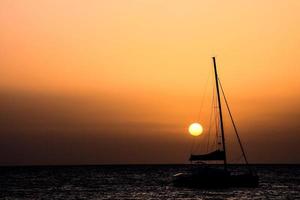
[188,123,203,137]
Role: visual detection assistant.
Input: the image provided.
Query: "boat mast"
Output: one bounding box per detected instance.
[212,57,227,171]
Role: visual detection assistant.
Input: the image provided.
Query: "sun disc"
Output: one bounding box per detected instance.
[189,123,203,136]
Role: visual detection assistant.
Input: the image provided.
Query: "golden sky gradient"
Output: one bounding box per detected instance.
[0,0,299,165]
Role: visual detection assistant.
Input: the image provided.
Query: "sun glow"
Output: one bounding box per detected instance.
[188,123,203,136]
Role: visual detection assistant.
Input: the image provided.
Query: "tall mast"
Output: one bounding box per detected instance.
[212,57,227,171]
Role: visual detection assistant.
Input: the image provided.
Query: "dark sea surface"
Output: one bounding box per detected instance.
[0,165,299,200]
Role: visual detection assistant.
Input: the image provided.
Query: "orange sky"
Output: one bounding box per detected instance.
[0,0,299,165]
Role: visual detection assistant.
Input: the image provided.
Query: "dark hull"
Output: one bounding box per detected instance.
[173,171,259,188]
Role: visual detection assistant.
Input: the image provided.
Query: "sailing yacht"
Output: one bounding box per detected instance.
[173,57,259,188]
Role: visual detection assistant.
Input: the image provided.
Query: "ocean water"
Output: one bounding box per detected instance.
[0,165,299,200]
